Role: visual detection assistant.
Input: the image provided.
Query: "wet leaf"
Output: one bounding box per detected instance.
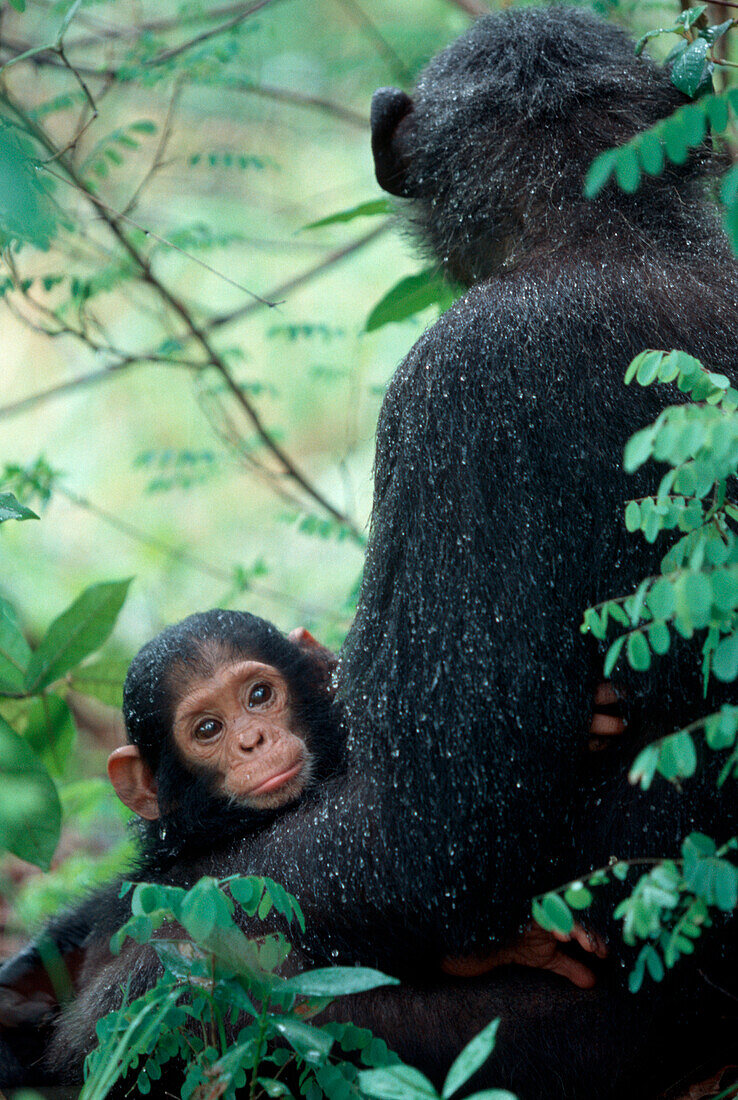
[366,269,457,332]
[282,968,399,997]
[358,1065,438,1100]
[442,1019,500,1098]
[0,492,39,523]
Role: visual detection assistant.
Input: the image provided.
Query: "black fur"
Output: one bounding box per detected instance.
[5,8,738,1097]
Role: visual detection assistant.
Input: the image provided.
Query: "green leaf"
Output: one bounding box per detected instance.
[24,693,77,777]
[282,967,399,997]
[0,121,58,248]
[682,572,712,629]
[0,597,32,693]
[358,1065,438,1100]
[564,882,593,910]
[637,133,664,177]
[672,40,712,98]
[706,94,729,134]
[0,492,39,523]
[179,877,234,941]
[661,117,690,165]
[624,501,641,532]
[366,269,457,332]
[532,893,574,936]
[603,635,625,678]
[713,633,738,682]
[0,714,61,869]
[658,730,697,781]
[304,199,391,229]
[442,1019,500,1098]
[269,1018,334,1066]
[24,579,132,693]
[630,744,659,790]
[229,875,264,914]
[615,146,640,194]
[648,621,670,656]
[627,632,651,672]
[464,1093,517,1100]
[68,657,128,707]
[583,149,617,199]
[624,426,656,472]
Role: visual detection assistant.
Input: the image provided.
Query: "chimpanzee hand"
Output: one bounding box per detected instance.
[441,923,608,989]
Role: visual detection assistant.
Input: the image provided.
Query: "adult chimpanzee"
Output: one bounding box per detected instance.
[7,7,738,1097]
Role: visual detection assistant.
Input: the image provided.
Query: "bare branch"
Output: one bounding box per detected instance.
[209,223,389,333]
[0,37,367,128]
[62,1,284,50]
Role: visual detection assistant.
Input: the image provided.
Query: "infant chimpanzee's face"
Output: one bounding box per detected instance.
[172,660,312,811]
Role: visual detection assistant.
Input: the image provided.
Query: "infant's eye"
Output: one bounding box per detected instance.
[193,717,223,740]
[248,683,272,707]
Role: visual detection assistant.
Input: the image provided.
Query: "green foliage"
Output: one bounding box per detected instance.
[573,341,738,990]
[584,88,738,236]
[79,120,157,186]
[134,448,220,493]
[83,875,408,1100]
[359,1018,514,1100]
[0,714,61,869]
[24,579,132,693]
[366,269,460,333]
[0,502,132,868]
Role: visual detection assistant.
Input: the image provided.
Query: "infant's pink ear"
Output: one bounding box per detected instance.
[107,745,160,820]
[288,627,321,649]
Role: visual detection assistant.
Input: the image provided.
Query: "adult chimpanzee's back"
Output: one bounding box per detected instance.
[340,5,738,951]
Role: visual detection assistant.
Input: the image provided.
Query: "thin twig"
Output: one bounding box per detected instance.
[0,226,388,420]
[63,1,282,50]
[444,0,490,15]
[42,166,278,307]
[209,223,389,333]
[336,0,414,85]
[122,80,181,216]
[231,81,367,128]
[141,0,278,69]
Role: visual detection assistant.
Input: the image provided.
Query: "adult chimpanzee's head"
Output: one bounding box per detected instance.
[108,610,342,861]
[371,6,723,284]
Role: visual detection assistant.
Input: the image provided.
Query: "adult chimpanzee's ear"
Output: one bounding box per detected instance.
[371,87,415,197]
[107,745,160,820]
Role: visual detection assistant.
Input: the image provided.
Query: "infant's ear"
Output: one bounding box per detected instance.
[288,627,320,649]
[107,745,159,820]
